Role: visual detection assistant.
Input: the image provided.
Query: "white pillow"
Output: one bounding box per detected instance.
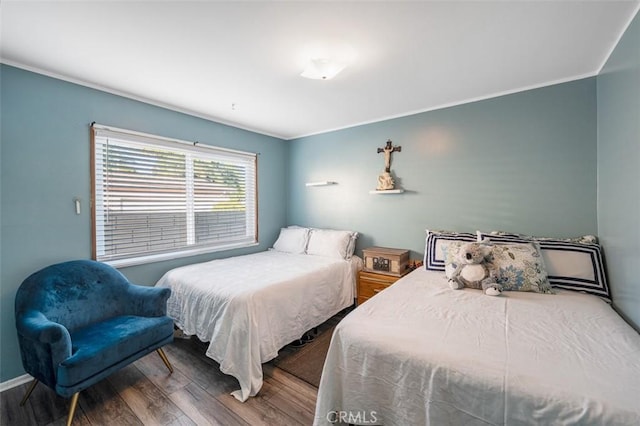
[345,231,359,259]
[290,226,358,259]
[272,227,310,254]
[307,229,353,259]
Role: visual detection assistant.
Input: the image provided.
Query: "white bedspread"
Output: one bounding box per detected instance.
[314,268,640,425]
[155,250,360,401]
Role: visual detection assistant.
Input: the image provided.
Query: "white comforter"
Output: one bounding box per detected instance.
[314,268,640,425]
[155,250,360,401]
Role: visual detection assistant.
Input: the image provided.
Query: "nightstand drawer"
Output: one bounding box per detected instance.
[358,279,392,299]
[357,271,403,305]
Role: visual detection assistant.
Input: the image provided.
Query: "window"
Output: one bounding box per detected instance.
[91,124,257,266]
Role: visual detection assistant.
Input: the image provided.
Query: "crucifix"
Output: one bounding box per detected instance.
[376,139,402,190]
[377,139,401,173]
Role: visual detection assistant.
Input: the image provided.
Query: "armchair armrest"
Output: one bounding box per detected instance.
[16,310,72,386]
[16,310,71,346]
[125,284,171,317]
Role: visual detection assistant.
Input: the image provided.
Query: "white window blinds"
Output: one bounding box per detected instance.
[91,124,257,266]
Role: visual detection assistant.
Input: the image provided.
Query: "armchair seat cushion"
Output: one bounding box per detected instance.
[57,315,174,389]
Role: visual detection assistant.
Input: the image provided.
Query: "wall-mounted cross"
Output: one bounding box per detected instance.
[377,139,401,173]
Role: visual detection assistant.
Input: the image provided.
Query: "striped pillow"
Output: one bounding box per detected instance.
[477,231,610,300]
[424,230,476,271]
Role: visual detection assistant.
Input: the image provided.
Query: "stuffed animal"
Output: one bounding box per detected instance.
[448,242,503,296]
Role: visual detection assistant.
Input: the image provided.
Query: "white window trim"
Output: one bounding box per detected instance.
[107,241,260,268]
[91,123,258,266]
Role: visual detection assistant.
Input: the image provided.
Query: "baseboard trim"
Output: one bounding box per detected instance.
[0,374,33,392]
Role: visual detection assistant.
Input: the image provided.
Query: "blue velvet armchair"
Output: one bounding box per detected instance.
[15,260,174,426]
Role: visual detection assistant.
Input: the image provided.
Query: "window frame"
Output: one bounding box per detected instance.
[90,124,258,268]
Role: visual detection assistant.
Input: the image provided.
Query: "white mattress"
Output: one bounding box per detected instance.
[314,268,640,425]
[155,250,361,401]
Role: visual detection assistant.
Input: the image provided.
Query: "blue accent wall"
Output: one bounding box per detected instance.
[597,12,640,330]
[288,78,598,258]
[0,64,288,382]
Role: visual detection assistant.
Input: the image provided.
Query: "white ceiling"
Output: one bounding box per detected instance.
[1,1,638,140]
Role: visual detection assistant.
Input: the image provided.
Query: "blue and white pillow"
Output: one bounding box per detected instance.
[477,231,610,300]
[424,230,476,271]
[486,242,553,294]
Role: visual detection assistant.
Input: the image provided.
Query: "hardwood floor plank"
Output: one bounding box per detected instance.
[264,390,315,425]
[215,392,303,426]
[163,340,239,397]
[108,364,195,426]
[0,382,38,426]
[20,380,87,426]
[44,410,92,426]
[263,365,318,423]
[264,363,318,403]
[133,349,191,396]
[168,382,249,426]
[78,378,143,426]
[166,337,305,425]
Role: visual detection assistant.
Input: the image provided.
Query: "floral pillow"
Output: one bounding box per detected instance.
[487,242,553,294]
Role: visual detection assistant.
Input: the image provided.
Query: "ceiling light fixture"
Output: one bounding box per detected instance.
[300,58,345,80]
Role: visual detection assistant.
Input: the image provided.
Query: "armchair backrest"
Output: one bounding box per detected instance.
[16,260,134,332]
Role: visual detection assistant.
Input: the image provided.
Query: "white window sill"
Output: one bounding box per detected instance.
[103,241,259,269]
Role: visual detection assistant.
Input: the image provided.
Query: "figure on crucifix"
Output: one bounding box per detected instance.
[376,139,401,190]
[378,139,401,173]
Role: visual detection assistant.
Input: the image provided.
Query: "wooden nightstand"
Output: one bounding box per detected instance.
[357,271,405,306]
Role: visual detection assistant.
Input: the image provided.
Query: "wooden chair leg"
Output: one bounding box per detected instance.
[66,392,80,426]
[156,348,173,373]
[20,379,38,406]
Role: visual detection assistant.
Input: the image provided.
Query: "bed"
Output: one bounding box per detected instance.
[155,227,361,401]
[314,231,640,425]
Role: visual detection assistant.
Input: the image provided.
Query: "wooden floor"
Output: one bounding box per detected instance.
[1,337,319,426]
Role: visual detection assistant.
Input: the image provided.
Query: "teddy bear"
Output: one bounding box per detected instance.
[448,242,503,296]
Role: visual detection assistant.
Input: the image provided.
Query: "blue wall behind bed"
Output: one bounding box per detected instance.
[287,78,599,259]
[597,11,640,330]
[0,64,289,382]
